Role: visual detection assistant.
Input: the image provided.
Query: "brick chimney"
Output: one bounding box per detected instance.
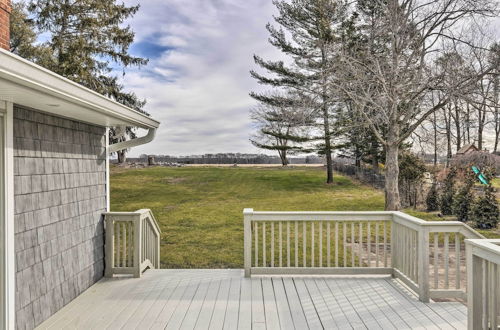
[0,0,11,50]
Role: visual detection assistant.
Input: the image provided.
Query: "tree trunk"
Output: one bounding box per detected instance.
[478,122,483,150]
[454,104,461,152]
[433,112,438,167]
[279,150,288,166]
[371,138,379,173]
[322,104,334,184]
[117,150,126,164]
[477,106,485,150]
[444,108,452,166]
[320,46,333,184]
[494,76,499,153]
[384,143,401,210]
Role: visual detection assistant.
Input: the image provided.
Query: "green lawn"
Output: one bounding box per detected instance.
[110,166,499,268]
[110,166,385,268]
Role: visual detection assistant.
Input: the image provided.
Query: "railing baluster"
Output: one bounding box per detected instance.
[279,222,282,267]
[434,233,439,289]
[255,222,258,267]
[444,233,449,289]
[489,262,497,329]
[287,221,290,267]
[271,222,274,267]
[343,222,347,267]
[122,223,127,267]
[492,263,498,329]
[403,227,408,276]
[335,222,339,267]
[327,222,331,267]
[482,259,488,330]
[350,222,354,267]
[128,222,133,267]
[383,221,387,267]
[359,222,363,267]
[455,233,460,289]
[295,221,299,267]
[375,222,379,267]
[303,222,306,267]
[116,222,121,267]
[367,222,371,267]
[262,222,266,267]
[311,222,315,267]
[319,222,323,267]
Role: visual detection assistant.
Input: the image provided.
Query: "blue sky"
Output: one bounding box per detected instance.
[118,0,280,156]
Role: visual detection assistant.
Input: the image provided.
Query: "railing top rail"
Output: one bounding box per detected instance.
[466,239,500,264]
[244,209,394,221]
[244,209,394,216]
[141,210,162,235]
[466,239,500,251]
[244,209,483,238]
[393,212,484,238]
[103,210,146,216]
[104,209,161,234]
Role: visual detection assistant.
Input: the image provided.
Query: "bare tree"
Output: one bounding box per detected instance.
[333,0,498,210]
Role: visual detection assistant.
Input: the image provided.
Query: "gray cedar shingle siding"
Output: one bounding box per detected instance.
[13,105,107,329]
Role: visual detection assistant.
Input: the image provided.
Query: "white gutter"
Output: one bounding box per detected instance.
[108,127,157,154]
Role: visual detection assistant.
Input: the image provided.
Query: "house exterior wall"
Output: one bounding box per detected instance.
[12,105,107,329]
[0,0,10,50]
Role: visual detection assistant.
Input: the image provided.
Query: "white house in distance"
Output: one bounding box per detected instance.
[0,0,160,328]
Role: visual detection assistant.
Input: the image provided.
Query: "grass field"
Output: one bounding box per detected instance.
[110,166,499,268]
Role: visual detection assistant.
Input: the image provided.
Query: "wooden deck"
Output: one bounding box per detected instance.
[36,269,467,330]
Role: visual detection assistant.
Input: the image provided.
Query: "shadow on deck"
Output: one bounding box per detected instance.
[36,269,466,330]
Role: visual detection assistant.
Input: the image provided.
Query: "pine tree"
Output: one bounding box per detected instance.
[25,0,148,162]
[452,179,474,222]
[250,0,348,184]
[440,168,457,215]
[426,183,439,212]
[471,185,500,229]
[9,2,52,63]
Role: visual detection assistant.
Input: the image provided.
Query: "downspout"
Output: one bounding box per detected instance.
[108,127,157,154]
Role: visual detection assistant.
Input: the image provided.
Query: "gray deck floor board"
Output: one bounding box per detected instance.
[36,269,468,330]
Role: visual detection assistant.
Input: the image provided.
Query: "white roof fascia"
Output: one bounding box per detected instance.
[0,48,160,129]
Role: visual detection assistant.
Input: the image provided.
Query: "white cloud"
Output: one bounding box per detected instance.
[120,0,281,156]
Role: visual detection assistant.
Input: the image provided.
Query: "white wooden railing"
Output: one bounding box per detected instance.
[104,209,161,278]
[466,239,500,330]
[243,209,483,302]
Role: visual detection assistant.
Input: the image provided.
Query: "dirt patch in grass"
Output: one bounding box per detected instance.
[164,177,187,185]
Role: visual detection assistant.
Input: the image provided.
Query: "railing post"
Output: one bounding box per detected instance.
[133,214,142,278]
[244,208,253,277]
[466,240,482,330]
[156,229,161,269]
[104,215,114,278]
[391,214,396,277]
[417,227,430,302]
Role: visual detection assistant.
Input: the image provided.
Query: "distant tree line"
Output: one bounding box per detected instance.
[125,154,324,165]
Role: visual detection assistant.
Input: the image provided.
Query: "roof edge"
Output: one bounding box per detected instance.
[0,48,160,129]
